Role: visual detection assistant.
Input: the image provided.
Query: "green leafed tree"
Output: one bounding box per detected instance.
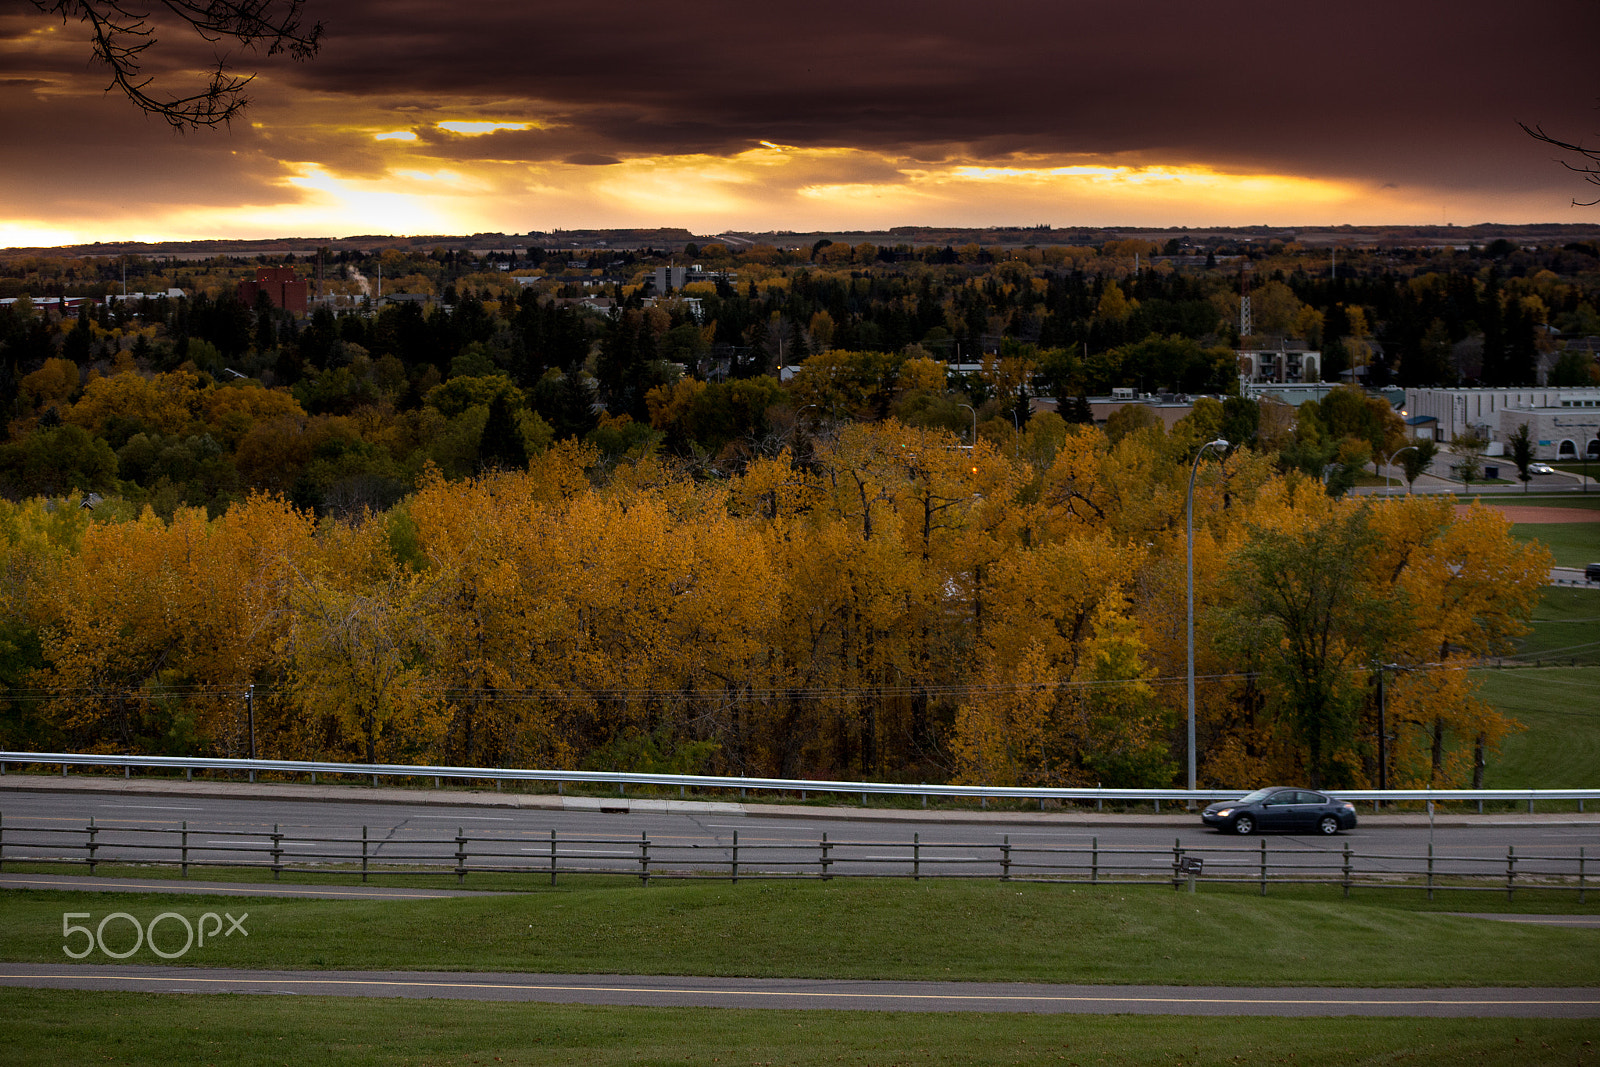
[1215,505,1393,787]
[1508,422,1536,492]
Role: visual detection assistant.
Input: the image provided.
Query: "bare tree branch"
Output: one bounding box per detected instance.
[34,0,324,130]
[1520,120,1600,207]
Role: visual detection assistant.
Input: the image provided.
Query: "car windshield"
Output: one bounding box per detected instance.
[1234,788,1274,804]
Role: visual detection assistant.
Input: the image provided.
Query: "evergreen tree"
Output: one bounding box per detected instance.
[477,392,528,473]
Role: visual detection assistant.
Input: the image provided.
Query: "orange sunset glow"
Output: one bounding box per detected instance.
[1,1,1596,245]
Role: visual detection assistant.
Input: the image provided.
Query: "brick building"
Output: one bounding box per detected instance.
[238,267,308,314]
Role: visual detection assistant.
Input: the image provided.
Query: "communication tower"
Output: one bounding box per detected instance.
[1238,262,1254,340]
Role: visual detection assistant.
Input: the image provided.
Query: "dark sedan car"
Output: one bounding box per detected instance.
[1201,787,1358,835]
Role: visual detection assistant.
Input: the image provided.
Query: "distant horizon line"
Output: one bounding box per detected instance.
[7,220,1600,255]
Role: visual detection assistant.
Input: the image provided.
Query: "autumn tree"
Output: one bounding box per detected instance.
[280,517,446,764]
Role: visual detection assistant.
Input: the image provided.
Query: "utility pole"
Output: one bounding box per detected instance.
[1376,666,1387,792]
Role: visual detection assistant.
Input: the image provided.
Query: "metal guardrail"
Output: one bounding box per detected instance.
[1,751,1596,812]
[0,816,1589,900]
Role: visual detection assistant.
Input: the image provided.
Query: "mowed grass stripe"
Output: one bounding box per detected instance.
[2,881,1597,987]
[2,988,1597,1066]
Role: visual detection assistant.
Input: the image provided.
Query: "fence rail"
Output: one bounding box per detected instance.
[3,752,1596,812]
[0,815,1588,899]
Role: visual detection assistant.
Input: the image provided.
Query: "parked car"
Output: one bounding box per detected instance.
[1201,787,1358,835]
[1529,462,1556,475]
[1587,562,1600,583]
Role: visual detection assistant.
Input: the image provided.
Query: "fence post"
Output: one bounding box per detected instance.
[549,829,558,886]
[820,832,832,881]
[1091,836,1098,885]
[455,827,467,885]
[361,825,369,883]
[731,830,739,884]
[0,812,5,872]
[1001,835,1011,882]
[1580,847,1586,905]
[1341,841,1351,898]
[271,823,283,881]
[1258,838,1267,896]
[1172,837,1182,891]
[1426,842,1434,901]
[640,831,650,886]
[181,821,188,878]
[87,816,97,875]
[913,832,920,881]
[1506,845,1516,901]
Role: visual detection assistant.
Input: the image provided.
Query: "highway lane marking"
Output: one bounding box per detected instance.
[0,972,1594,1009]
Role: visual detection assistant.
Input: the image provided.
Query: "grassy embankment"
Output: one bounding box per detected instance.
[2,989,1595,1067]
[1,881,1596,984]
[1471,499,1599,791]
[3,880,1598,1064]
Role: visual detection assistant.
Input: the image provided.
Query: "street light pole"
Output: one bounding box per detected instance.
[1186,438,1228,797]
[958,403,977,446]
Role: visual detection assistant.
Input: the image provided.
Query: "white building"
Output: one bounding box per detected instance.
[1405,386,1600,460]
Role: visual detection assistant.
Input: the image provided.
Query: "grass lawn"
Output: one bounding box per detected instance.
[1478,668,1600,787]
[1510,523,1600,569]
[1,881,1597,987]
[1477,493,1600,511]
[2,989,1597,1067]
[1504,586,1600,666]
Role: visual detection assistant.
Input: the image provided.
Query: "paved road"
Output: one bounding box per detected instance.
[2,783,1596,881]
[2,964,1595,1016]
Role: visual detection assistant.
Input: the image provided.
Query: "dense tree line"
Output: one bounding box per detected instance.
[3,235,1596,518]
[0,416,1547,789]
[0,237,1573,787]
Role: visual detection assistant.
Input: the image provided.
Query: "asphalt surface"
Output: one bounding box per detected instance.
[2,778,1596,881]
[2,964,1595,1016]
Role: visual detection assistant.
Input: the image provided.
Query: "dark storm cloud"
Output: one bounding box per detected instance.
[282,0,1597,192]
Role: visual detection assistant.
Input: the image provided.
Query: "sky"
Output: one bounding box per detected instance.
[1,0,1597,246]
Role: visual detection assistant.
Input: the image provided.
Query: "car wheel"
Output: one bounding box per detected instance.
[1233,814,1255,835]
[1318,815,1339,835]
